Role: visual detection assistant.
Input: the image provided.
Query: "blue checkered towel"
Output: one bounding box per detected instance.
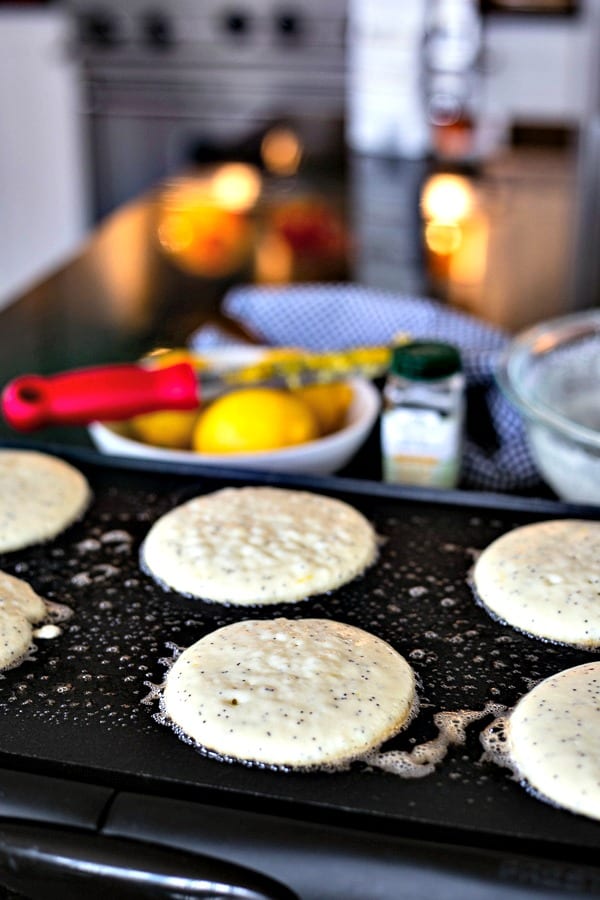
[190,283,542,493]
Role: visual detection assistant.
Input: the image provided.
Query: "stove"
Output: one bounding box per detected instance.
[66,0,348,218]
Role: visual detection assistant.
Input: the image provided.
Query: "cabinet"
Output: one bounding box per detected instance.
[0,8,89,308]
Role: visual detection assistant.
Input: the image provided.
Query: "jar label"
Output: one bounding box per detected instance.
[381,408,460,488]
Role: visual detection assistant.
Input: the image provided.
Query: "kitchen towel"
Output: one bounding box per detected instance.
[190,283,542,493]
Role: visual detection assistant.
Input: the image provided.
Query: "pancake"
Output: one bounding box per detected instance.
[472,519,600,648]
[161,617,416,768]
[0,450,91,553]
[0,569,47,670]
[504,662,600,821]
[141,486,378,605]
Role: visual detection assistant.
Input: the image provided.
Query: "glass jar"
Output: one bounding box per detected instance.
[381,341,465,488]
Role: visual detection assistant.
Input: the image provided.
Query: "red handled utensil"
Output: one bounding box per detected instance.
[2,362,200,432]
[1,347,392,432]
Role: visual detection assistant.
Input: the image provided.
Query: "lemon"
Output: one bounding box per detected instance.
[293,382,353,436]
[131,409,199,450]
[193,388,319,453]
[140,348,206,370]
[130,348,201,450]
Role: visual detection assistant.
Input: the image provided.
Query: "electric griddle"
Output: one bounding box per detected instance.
[0,442,598,900]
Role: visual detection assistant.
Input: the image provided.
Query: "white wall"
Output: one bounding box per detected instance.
[480,5,595,131]
[0,8,89,308]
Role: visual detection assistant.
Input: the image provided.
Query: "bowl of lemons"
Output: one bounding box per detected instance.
[88,346,381,476]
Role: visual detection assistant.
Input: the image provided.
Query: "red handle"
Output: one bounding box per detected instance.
[1,362,200,432]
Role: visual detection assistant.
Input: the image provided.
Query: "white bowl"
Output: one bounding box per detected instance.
[497,309,600,503]
[89,375,381,477]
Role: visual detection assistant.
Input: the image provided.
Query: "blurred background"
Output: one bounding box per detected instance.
[1,0,599,331]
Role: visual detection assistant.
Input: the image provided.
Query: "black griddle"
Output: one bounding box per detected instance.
[0,442,599,900]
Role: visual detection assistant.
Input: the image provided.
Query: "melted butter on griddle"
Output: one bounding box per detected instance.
[70,529,133,587]
[365,703,505,778]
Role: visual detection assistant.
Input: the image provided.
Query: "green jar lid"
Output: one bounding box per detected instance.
[390,341,462,380]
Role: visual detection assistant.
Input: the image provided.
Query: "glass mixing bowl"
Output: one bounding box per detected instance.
[497,309,600,504]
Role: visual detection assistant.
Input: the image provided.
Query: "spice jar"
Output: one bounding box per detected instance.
[381,341,465,488]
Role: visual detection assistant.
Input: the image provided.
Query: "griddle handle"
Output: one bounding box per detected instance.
[0,821,297,900]
[1,362,200,431]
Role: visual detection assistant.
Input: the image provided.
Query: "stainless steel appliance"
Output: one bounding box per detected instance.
[67,0,347,219]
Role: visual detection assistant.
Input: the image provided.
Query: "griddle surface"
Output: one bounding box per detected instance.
[0,448,599,861]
